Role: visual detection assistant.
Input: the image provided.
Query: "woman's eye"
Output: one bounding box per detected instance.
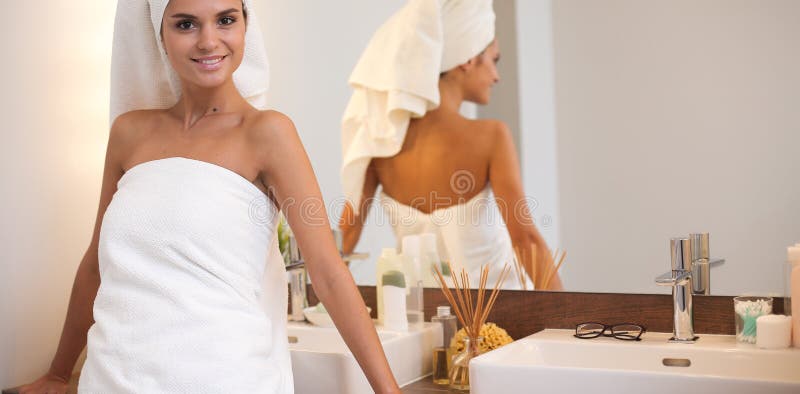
[220,16,236,25]
[176,20,194,30]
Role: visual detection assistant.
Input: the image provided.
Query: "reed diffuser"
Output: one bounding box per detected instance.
[512,243,567,290]
[433,262,510,391]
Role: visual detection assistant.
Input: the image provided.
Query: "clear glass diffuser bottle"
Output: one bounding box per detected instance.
[449,336,483,391]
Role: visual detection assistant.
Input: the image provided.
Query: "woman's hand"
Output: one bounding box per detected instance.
[15,373,69,394]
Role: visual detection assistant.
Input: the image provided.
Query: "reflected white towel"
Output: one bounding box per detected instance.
[341,0,495,213]
[381,185,527,289]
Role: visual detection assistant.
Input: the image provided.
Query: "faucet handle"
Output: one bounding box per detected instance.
[655,270,691,286]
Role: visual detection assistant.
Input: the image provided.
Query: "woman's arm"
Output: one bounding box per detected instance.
[253,111,400,394]
[488,121,563,290]
[18,115,129,393]
[339,162,379,255]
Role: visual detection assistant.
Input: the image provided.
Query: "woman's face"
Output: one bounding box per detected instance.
[464,39,501,105]
[161,0,246,89]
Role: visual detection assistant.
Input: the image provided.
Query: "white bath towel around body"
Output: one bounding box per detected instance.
[79,158,293,393]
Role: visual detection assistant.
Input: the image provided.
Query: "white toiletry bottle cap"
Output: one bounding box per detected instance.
[381,248,397,258]
[437,305,451,317]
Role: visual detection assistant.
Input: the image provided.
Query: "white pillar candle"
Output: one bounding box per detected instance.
[756,314,792,349]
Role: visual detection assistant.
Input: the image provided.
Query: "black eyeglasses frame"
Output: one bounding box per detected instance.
[573,322,647,341]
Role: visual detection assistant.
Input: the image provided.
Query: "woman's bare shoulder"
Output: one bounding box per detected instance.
[467,117,509,133]
[246,109,303,166]
[246,109,298,145]
[108,109,167,158]
[111,109,165,138]
[459,117,511,147]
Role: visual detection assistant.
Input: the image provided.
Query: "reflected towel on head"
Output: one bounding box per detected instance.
[109,0,270,124]
[341,0,495,213]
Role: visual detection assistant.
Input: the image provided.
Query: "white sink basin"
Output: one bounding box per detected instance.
[287,322,441,394]
[471,329,800,394]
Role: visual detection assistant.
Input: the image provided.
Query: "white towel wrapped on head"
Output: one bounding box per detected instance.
[341,0,495,213]
[109,0,270,124]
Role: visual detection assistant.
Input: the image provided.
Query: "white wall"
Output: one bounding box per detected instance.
[515,0,562,250]
[1,1,115,387]
[478,1,521,153]
[550,0,800,294]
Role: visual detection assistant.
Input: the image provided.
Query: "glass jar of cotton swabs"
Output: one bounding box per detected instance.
[733,296,773,344]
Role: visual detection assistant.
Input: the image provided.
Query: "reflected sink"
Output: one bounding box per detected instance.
[471,329,800,394]
[287,322,441,394]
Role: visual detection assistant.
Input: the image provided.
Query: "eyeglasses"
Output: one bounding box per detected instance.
[574,322,646,341]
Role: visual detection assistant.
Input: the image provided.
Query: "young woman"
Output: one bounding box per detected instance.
[18,0,400,393]
[339,0,563,290]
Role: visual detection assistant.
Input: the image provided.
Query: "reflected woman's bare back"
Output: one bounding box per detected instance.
[373,111,498,214]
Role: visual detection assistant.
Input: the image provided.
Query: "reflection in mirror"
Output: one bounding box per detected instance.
[336,0,563,291]
[263,1,799,295]
[336,0,800,296]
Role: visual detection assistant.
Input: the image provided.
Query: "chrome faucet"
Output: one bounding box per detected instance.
[286,229,370,322]
[655,233,725,342]
[656,237,698,342]
[286,235,307,322]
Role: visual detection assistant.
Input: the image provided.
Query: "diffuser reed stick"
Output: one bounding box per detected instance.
[543,249,567,290]
[432,262,510,340]
[513,243,566,290]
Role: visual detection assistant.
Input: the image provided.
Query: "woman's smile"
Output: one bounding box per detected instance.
[192,55,227,71]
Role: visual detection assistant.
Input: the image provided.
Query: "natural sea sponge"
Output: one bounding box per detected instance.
[449,322,513,353]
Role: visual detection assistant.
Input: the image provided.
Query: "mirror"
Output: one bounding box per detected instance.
[260,1,799,295]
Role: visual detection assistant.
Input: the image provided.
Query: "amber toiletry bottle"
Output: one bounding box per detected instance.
[431,306,458,384]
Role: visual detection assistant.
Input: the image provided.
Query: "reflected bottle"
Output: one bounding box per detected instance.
[402,235,425,327]
[420,233,443,287]
[431,306,457,385]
